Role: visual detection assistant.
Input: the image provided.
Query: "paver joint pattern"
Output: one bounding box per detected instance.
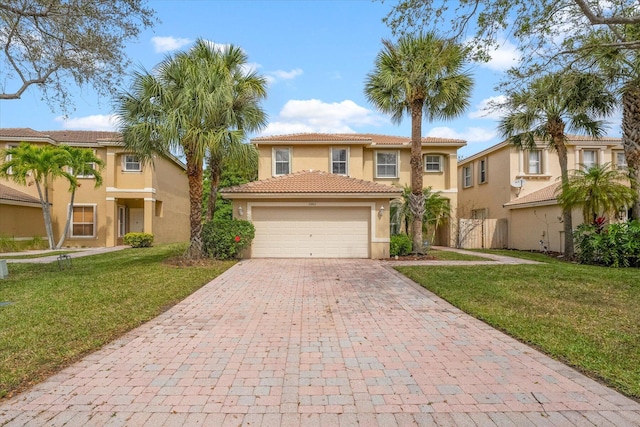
[1,259,638,426]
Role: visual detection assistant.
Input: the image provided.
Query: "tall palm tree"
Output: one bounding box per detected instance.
[365,32,473,253]
[556,163,636,225]
[0,143,72,249]
[499,71,617,257]
[55,146,105,249]
[116,39,266,257]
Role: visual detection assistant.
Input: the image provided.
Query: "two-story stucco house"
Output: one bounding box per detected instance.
[457,135,627,253]
[220,133,466,259]
[0,128,189,247]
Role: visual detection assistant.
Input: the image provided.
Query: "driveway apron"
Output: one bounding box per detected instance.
[1,259,638,426]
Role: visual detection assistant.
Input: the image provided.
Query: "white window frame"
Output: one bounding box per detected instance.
[122,154,141,172]
[527,150,542,174]
[462,165,473,188]
[5,144,17,175]
[117,205,126,238]
[582,150,598,170]
[375,150,399,178]
[272,147,291,176]
[615,151,627,170]
[330,147,349,176]
[424,154,443,172]
[479,158,487,183]
[70,204,97,238]
[71,149,97,178]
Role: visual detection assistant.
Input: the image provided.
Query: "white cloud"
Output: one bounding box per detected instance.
[266,68,303,84]
[151,36,192,53]
[259,99,386,136]
[54,114,116,131]
[481,38,521,71]
[427,126,497,144]
[468,95,508,120]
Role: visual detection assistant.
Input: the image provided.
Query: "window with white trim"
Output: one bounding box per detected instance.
[70,149,97,178]
[424,154,442,172]
[273,147,291,176]
[527,150,542,174]
[479,158,487,183]
[471,208,487,220]
[615,151,627,170]
[582,150,597,169]
[331,147,348,175]
[71,205,96,237]
[375,151,398,178]
[5,144,17,175]
[462,165,473,188]
[123,154,141,172]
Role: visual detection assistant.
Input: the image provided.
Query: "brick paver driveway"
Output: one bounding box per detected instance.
[1,259,639,426]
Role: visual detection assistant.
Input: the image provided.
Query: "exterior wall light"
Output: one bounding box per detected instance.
[378,205,385,218]
[238,206,244,216]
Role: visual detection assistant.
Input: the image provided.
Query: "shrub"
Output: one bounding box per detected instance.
[574,220,640,267]
[390,233,412,257]
[123,232,154,248]
[202,219,255,260]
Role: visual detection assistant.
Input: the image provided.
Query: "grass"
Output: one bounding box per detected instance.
[396,256,640,399]
[0,236,49,253]
[0,243,235,399]
[429,249,493,261]
[0,250,78,260]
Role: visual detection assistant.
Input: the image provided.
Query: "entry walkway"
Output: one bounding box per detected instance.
[0,259,638,426]
[2,246,127,264]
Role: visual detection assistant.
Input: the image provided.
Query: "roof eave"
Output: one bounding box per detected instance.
[220,192,402,199]
[504,199,558,210]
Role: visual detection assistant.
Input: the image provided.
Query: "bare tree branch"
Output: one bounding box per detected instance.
[572,0,640,25]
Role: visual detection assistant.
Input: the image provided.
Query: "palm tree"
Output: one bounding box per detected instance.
[365,32,473,253]
[556,163,636,225]
[116,39,266,257]
[391,185,452,244]
[498,71,617,257]
[55,146,105,249]
[0,143,72,249]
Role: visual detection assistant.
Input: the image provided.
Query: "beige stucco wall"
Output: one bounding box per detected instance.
[228,197,393,259]
[508,205,584,253]
[0,203,46,239]
[150,154,189,245]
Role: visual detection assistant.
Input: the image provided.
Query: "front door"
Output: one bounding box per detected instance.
[129,208,144,233]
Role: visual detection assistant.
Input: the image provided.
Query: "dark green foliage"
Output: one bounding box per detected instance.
[574,220,640,267]
[123,232,154,248]
[390,234,412,256]
[202,219,255,260]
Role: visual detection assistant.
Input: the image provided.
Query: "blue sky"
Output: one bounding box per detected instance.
[0,0,604,158]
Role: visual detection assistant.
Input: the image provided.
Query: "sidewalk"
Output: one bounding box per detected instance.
[385,246,542,266]
[1,246,128,264]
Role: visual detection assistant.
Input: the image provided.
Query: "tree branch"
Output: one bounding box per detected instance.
[572,0,640,25]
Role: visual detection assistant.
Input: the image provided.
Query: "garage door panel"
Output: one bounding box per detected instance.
[252,206,369,258]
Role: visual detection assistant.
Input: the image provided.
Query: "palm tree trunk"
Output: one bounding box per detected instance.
[185,151,204,258]
[206,155,222,221]
[34,180,55,250]
[56,190,75,249]
[555,138,575,258]
[410,100,425,253]
[622,86,640,220]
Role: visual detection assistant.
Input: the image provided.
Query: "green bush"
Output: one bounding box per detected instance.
[202,219,255,260]
[574,220,640,267]
[390,233,412,257]
[123,232,154,248]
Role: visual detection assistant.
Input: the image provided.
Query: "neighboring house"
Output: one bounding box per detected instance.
[0,128,189,247]
[220,133,465,259]
[457,135,627,252]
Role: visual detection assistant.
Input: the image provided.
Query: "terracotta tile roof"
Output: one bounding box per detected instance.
[0,183,41,205]
[504,182,561,208]
[565,134,620,143]
[252,133,466,145]
[43,130,121,144]
[221,170,403,194]
[0,128,49,139]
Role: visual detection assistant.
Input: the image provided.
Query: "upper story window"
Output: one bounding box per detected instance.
[331,147,348,175]
[123,155,141,172]
[273,147,291,176]
[479,158,487,184]
[582,150,597,170]
[375,151,398,178]
[527,150,542,174]
[71,149,97,178]
[424,154,442,172]
[5,144,17,175]
[615,151,627,170]
[462,165,473,188]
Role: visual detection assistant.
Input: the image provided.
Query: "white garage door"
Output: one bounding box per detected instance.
[251,206,369,258]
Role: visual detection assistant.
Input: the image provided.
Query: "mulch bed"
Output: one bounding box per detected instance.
[387,254,436,261]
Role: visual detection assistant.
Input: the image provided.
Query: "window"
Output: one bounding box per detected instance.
[528,150,542,174]
[273,148,291,176]
[5,144,17,175]
[376,151,398,178]
[71,149,97,178]
[582,150,597,169]
[462,165,473,188]
[479,158,487,183]
[424,155,442,172]
[71,205,96,237]
[123,155,141,172]
[331,148,348,175]
[615,151,627,170]
[471,208,487,220]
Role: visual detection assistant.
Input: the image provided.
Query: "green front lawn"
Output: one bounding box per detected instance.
[0,244,234,399]
[429,249,493,261]
[397,257,640,399]
[0,250,78,260]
